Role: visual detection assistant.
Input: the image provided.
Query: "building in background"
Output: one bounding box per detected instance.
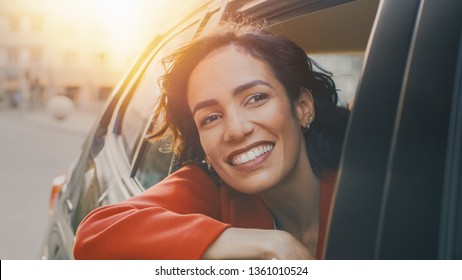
[0,0,174,111]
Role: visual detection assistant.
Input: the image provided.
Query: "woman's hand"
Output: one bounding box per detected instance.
[201,227,315,260]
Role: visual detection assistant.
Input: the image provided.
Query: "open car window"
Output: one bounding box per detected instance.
[265,0,380,109]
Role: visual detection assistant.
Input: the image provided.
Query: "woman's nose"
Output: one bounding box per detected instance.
[223,110,254,142]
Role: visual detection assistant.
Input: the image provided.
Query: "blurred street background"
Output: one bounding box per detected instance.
[0,108,97,259]
[0,0,182,259]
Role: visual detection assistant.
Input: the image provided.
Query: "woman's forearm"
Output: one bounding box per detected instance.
[201,227,315,260]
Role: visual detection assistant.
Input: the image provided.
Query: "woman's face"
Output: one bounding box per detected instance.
[187,46,312,194]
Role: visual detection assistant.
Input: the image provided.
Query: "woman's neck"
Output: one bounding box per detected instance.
[259,159,321,253]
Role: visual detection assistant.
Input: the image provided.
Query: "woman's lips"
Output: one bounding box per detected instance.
[229,143,274,166]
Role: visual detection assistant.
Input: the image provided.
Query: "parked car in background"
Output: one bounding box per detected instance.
[42,0,462,259]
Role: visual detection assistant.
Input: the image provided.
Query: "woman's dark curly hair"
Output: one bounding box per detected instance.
[149,21,349,177]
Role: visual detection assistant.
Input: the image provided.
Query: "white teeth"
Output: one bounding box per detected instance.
[231,144,274,166]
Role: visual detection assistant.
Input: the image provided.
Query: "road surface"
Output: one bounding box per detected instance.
[0,108,97,259]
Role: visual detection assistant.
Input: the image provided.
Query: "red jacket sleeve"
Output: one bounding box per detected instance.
[73,165,231,260]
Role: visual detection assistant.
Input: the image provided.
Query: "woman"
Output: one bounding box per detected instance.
[73,21,349,260]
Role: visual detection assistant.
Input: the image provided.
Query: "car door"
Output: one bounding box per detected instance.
[325,0,462,259]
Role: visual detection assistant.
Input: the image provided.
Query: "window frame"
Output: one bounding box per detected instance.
[102,4,222,194]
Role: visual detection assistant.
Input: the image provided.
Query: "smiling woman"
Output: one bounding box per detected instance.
[73,20,350,260]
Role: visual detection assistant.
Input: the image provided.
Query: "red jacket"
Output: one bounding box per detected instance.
[73,164,335,259]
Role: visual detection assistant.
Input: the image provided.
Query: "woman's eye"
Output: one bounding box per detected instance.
[246,93,268,105]
[200,114,221,127]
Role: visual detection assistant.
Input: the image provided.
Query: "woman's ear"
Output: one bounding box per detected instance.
[295,88,315,125]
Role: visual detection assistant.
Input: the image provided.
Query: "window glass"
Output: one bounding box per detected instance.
[135,137,173,189]
[120,23,198,160]
[119,22,199,189]
[118,60,158,159]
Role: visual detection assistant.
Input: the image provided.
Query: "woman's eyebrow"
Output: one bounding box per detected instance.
[192,99,219,116]
[233,80,273,97]
[192,80,273,116]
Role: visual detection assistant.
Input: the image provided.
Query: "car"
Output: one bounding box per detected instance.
[42,0,462,259]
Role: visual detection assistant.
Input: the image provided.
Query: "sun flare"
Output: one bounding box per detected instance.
[46,0,182,58]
